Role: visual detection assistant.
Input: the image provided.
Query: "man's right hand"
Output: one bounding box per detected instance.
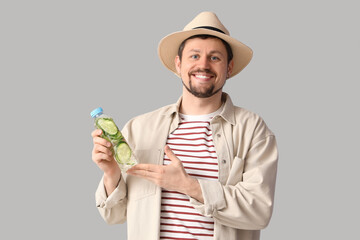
[91,129,121,195]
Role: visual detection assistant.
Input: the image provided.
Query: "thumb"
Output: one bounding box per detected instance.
[164,145,181,164]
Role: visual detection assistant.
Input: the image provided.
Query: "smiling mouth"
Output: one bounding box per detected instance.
[193,74,212,80]
[190,69,215,81]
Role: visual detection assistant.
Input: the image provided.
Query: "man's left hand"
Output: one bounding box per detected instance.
[127,145,204,203]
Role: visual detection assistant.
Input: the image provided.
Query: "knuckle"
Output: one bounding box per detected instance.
[101,138,110,146]
[93,144,102,153]
[93,137,109,147]
[93,144,98,151]
[92,155,100,163]
[93,137,100,144]
[101,153,111,161]
[92,149,98,159]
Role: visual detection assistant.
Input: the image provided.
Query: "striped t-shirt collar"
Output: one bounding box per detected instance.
[179,104,224,122]
[163,92,236,125]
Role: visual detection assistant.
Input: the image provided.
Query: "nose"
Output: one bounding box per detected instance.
[198,56,211,69]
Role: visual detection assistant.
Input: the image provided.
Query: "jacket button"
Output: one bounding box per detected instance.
[217,134,221,138]
[222,159,227,164]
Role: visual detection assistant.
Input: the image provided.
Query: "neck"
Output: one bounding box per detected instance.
[180,88,223,115]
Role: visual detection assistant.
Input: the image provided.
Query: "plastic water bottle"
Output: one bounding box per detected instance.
[90,107,136,171]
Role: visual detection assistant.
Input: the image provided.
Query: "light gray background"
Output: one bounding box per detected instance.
[1,0,359,239]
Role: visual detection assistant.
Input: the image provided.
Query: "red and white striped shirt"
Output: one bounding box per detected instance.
[160,108,222,240]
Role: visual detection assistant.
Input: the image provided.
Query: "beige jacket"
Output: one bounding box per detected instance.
[95,93,278,240]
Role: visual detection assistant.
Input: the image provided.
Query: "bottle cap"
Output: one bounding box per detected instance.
[90,107,103,118]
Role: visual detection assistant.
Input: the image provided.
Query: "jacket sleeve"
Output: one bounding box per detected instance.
[95,175,127,224]
[189,133,278,230]
[94,121,135,225]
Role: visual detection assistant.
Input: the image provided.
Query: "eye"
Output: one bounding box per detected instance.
[210,56,220,61]
[190,55,199,59]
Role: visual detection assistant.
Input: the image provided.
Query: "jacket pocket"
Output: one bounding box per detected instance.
[226,156,245,186]
[127,149,162,201]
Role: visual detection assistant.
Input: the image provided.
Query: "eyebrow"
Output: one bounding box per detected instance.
[188,49,225,56]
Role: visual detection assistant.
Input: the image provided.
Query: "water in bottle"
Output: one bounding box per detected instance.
[90,107,136,171]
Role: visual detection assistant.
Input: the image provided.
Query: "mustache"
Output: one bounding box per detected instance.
[189,69,216,76]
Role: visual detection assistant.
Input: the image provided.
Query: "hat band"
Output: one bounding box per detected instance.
[192,26,225,34]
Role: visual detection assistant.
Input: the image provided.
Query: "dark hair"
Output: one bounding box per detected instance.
[177,34,233,63]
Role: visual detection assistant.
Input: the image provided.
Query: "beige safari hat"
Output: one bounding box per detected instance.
[158,11,253,78]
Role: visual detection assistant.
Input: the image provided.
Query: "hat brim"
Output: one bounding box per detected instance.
[158,28,253,78]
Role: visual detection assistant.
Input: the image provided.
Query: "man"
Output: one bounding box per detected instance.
[91,12,278,240]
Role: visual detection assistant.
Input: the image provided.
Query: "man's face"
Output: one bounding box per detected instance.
[175,37,233,98]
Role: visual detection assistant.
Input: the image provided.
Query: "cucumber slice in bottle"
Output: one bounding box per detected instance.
[96,118,118,136]
[115,142,132,165]
[91,107,136,171]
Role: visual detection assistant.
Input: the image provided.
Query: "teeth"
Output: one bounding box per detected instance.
[195,75,210,79]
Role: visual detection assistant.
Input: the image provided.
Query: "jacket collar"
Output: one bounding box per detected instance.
[163,92,236,125]
[219,93,236,125]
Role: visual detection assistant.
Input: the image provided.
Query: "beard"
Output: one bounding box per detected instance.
[181,69,225,98]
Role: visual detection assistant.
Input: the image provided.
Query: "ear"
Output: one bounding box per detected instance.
[175,56,181,75]
[227,59,234,78]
